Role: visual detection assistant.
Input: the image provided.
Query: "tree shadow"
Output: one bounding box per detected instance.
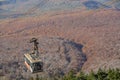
[68,41,87,63]
[115,2,120,10]
[83,1,111,10]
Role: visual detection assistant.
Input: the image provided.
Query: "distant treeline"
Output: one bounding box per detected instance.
[113,0,120,3]
[29,68,120,80]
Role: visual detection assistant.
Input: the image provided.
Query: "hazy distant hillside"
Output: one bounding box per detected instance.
[0,0,120,19]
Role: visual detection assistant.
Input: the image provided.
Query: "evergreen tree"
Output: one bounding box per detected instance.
[63,70,76,80]
[97,68,108,80]
[30,77,34,80]
[87,70,97,80]
[114,68,120,80]
[107,68,115,80]
[27,68,120,80]
[35,74,39,80]
[76,71,87,80]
